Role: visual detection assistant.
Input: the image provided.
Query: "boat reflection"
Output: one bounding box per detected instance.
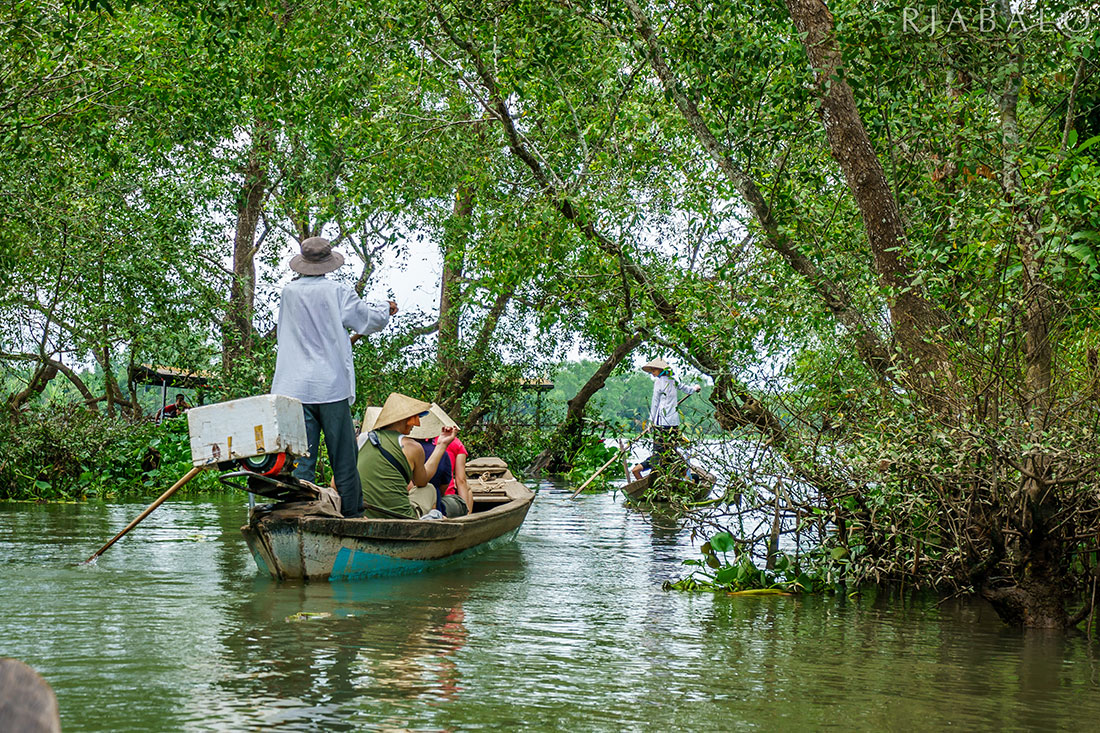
[208,572,474,729]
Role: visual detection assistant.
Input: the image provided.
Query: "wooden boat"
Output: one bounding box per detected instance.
[621,462,716,504]
[240,457,535,581]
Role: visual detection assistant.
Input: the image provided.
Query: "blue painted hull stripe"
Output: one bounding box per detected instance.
[332,546,351,577]
[326,528,520,581]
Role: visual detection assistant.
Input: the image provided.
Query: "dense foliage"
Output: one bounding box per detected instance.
[4,0,1100,628]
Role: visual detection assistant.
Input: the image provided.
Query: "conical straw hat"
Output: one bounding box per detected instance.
[373,393,431,430]
[408,403,459,440]
[641,357,670,372]
[361,405,382,431]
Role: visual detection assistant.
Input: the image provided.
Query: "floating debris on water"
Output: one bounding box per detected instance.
[285,612,332,622]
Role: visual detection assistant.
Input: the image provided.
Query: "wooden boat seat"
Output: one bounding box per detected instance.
[466,457,508,470]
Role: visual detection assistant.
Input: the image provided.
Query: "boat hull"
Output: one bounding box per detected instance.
[622,465,716,504]
[241,458,534,581]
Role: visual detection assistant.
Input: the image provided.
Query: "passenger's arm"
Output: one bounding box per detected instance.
[411,427,457,487]
[453,453,471,512]
[400,439,430,489]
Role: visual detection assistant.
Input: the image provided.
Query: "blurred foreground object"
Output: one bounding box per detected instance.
[0,659,61,733]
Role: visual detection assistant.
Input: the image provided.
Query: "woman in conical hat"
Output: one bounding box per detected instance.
[408,403,471,517]
[356,392,458,520]
[632,357,702,480]
[356,406,383,450]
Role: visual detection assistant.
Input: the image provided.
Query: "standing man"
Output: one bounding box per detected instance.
[270,236,397,517]
[631,357,701,480]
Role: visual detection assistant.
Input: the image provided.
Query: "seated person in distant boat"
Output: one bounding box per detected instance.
[357,392,457,519]
[157,393,191,419]
[408,403,471,518]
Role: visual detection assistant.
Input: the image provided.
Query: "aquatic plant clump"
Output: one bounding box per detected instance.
[665,531,840,595]
[0,404,220,500]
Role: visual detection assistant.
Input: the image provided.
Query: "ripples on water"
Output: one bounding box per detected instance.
[2,483,1100,731]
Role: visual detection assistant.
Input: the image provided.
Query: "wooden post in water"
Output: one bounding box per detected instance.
[765,482,783,571]
[620,437,630,483]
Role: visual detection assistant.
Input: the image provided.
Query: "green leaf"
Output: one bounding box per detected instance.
[1077,134,1100,153]
[709,531,736,553]
[714,566,740,586]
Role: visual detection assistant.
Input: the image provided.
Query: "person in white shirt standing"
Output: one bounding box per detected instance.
[270,237,397,517]
[631,357,701,480]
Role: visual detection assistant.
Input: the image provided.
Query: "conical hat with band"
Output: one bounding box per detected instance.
[373,393,431,430]
[408,403,459,440]
[641,357,670,373]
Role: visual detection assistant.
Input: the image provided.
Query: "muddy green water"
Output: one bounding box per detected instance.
[2,483,1099,732]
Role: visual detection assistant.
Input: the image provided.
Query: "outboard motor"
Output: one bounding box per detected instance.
[186,395,317,502]
[237,451,292,477]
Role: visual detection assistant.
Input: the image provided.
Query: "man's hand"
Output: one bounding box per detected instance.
[388,300,399,316]
[437,425,458,447]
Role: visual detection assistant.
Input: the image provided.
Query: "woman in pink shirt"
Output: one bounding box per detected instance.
[406,402,474,515]
[439,435,471,513]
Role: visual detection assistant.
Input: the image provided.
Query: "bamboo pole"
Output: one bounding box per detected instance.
[83,466,204,564]
[570,425,650,498]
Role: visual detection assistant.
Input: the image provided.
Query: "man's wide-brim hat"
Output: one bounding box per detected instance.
[290,236,345,275]
[408,403,459,440]
[641,357,670,373]
[373,392,432,430]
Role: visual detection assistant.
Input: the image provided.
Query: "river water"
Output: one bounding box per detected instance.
[2,482,1099,731]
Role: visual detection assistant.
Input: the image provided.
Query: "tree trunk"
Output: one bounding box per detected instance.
[222,122,270,375]
[978,34,1065,629]
[527,331,644,474]
[437,283,516,415]
[49,357,98,410]
[439,184,474,377]
[981,535,1069,628]
[6,360,58,410]
[624,0,892,382]
[94,345,132,416]
[783,0,957,402]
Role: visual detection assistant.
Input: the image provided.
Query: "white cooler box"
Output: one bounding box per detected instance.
[187,394,309,467]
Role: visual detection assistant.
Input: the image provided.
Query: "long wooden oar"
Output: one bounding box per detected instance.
[570,391,698,499]
[571,425,651,498]
[83,465,204,564]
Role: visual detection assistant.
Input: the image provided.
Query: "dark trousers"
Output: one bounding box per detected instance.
[642,426,680,471]
[294,400,362,517]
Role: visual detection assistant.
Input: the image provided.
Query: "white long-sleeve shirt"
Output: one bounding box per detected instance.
[648,375,696,427]
[270,276,390,405]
